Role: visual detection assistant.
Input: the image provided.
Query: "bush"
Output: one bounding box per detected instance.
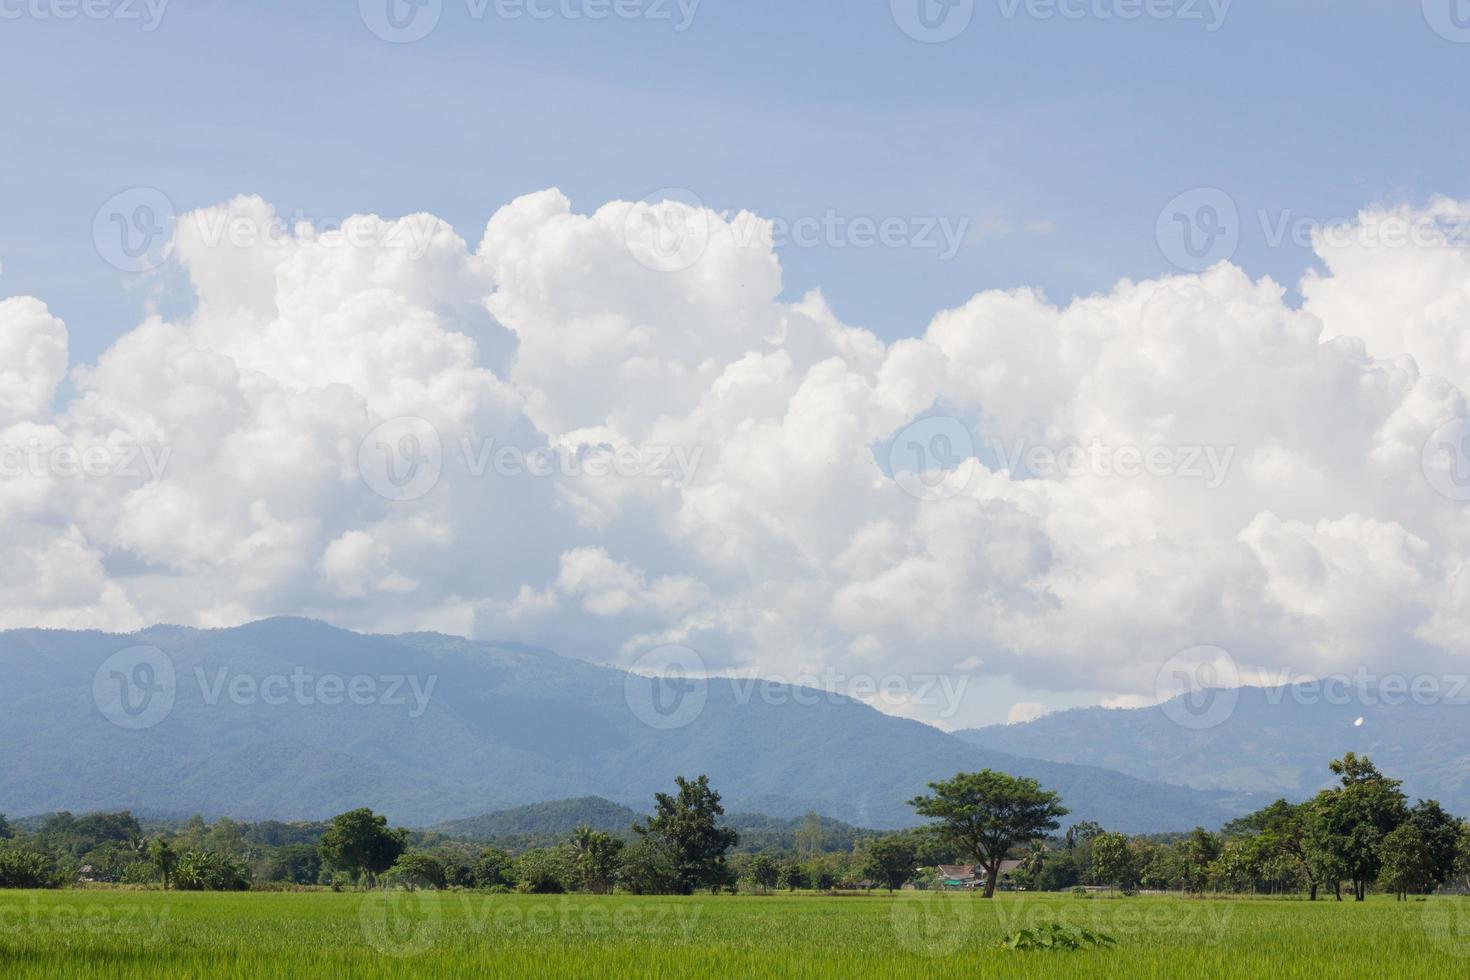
[999,923,1116,952]
[617,839,678,896]
[514,847,573,894]
[174,851,251,891]
[0,847,57,888]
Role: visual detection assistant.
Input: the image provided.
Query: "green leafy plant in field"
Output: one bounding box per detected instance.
[998,922,1116,952]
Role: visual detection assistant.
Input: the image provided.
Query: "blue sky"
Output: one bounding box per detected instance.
[3,0,1465,364]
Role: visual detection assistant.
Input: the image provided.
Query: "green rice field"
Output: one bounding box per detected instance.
[2,889,1467,978]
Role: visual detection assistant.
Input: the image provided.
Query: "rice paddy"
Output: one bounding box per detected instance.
[1,888,1465,978]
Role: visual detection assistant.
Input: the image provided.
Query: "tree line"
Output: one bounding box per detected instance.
[3,753,1466,899]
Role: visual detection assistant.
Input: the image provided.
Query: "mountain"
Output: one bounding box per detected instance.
[1,618,1255,831]
[427,799,881,854]
[431,797,641,839]
[954,685,1470,814]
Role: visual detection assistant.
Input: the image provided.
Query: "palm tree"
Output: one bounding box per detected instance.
[1019,840,1047,888]
[147,838,177,891]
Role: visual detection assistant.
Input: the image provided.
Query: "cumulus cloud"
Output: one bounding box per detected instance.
[1007,702,1051,725]
[5,190,1470,726]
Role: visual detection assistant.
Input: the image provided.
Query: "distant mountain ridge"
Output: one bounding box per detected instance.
[954,684,1470,813]
[2,618,1259,832]
[431,797,641,838]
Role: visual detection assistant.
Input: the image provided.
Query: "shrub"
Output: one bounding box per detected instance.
[173,851,250,891]
[999,923,1116,952]
[514,847,573,894]
[0,847,57,889]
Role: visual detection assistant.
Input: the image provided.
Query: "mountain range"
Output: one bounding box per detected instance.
[955,684,1470,814]
[0,618,1260,832]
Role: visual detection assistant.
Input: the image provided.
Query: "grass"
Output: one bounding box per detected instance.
[1,889,1467,977]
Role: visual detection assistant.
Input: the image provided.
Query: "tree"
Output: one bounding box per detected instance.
[262,843,320,885]
[1210,836,1270,894]
[1378,823,1435,900]
[203,818,249,861]
[1179,828,1220,894]
[472,848,514,890]
[864,836,917,893]
[633,775,740,895]
[318,808,408,888]
[570,825,624,894]
[147,837,177,890]
[1313,754,1408,901]
[173,851,249,891]
[1407,799,1460,890]
[1064,821,1103,853]
[795,812,824,862]
[778,860,809,892]
[514,847,574,894]
[1016,839,1047,888]
[744,854,779,894]
[0,847,56,888]
[909,770,1068,899]
[0,814,11,840]
[1089,832,1136,890]
[1232,799,1323,900]
[383,852,446,890]
[617,838,678,895]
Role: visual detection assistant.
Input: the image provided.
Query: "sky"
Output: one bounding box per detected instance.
[3,0,1470,728]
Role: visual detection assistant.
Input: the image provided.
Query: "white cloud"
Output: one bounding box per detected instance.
[6,192,1470,727]
[0,297,68,426]
[1007,701,1051,725]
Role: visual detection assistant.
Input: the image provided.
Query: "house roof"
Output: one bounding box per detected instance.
[935,861,1024,879]
[935,865,979,879]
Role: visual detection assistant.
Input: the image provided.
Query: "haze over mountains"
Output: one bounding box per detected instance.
[956,685,1470,814]
[1,618,1258,832]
